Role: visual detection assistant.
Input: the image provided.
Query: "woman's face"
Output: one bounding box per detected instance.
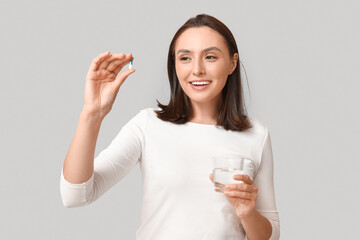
[174,26,238,106]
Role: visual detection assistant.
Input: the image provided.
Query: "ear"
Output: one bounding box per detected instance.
[229,53,239,75]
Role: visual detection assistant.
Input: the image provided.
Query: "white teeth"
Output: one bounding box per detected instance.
[191,81,211,86]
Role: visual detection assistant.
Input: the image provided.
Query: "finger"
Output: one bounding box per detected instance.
[105,53,127,72]
[113,54,134,74]
[214,181,224,189]
[105,54,126,72]
[100,53,132,72]
[111,68,136,93]
[225,183,258,193]
[86,68,117,82]
[89,51,111,72]
[215,188,226,193]
[210,173,225,188]
[112,59,132,75]
[97,53,124,71]
[233,174,253,184]
[224,190,256,200]
[209,173,214,183]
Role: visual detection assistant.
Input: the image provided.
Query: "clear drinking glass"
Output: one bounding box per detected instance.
[212,154,255,193]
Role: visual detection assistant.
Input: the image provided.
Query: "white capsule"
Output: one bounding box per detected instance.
[129,60,133,69]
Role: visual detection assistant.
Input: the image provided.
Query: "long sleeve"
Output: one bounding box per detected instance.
[253,128,280,239]
[60,109,148,208]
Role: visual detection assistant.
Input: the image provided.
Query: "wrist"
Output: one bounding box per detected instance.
[80,106,105,124]
[238,209,257,221]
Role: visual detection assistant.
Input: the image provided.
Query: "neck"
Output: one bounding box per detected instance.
[189,95,222,125]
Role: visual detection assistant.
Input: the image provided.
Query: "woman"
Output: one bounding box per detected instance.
[60,14,280,239]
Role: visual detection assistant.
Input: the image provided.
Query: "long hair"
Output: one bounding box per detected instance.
[155,14,252,131]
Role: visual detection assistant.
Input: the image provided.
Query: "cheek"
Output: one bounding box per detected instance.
[175,63,191,80]
[208,63,229,80]
[175,63,183,80]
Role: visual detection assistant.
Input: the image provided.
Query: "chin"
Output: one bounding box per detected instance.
[188,96,214,104]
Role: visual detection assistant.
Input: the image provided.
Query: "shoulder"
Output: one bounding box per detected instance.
[137,107,159,119]
[129,107,160,126]
[246,116,270,145]
[248,116,269,134]
[122,107,156,129]
[246,117,273,176]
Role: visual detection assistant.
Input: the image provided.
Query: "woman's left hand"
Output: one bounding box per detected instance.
[209,173,258,219]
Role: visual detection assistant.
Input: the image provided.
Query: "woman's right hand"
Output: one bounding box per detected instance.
[83,51,135,119]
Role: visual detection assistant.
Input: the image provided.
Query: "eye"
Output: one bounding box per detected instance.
[180,56,190,61]
[205,55,217,60]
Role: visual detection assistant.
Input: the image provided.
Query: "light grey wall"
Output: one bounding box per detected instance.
[1,0,359,239]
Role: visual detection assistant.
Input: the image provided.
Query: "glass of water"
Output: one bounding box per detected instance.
[212,154,255,193]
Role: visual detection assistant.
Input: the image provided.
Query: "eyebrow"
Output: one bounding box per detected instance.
[176,47,222,55]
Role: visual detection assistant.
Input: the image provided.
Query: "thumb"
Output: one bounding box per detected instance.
[209,173,214,183]
[112,68,136,92]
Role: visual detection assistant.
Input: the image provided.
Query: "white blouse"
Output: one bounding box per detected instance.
[60,108,280,239]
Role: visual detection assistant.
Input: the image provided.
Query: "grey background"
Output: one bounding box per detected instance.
[1,0,359,239]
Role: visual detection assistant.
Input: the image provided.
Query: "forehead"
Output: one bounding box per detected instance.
[174,26,228,52]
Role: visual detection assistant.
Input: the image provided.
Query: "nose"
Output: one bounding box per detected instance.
[192,58,205,76]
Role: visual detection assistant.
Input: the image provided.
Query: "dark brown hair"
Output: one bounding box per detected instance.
[154,14,253,131]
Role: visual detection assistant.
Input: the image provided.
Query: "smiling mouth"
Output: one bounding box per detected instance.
[190,80,212,86]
